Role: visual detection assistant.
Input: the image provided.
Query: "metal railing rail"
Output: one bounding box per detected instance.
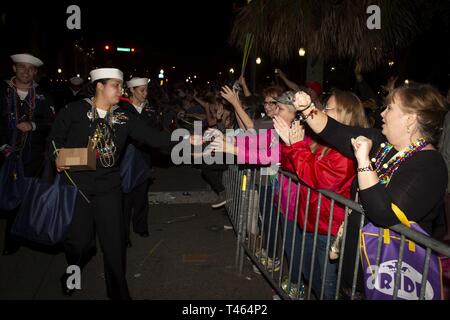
[223,165,450,300]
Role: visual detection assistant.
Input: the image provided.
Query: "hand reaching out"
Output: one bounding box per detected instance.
[293,91,312,111]
[189,134,204,146]
[275,68,285,78]
[273,115,291,145]
[216,104,224,119]
[382,76,398,93]
[289,120,305,145]
[350,136,373,163]
[220,85,240,107]
[16,121,33,132]
[208,137,236,155]
[238,75,247,88]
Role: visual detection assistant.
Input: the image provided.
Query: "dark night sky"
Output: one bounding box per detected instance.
[0,0,449,91]
[0,0,243,82]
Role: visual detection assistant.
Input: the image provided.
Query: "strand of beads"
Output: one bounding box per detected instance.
[371,138,428,185]
[92,121,116,168]
[371,142,393,170]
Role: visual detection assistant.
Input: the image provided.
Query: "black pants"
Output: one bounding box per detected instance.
[201,163,227,194]
[123,179,150,240]
[2,209,20,251]
[63,188,130,300]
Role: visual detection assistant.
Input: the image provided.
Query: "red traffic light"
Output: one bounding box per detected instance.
[131,48,135,52]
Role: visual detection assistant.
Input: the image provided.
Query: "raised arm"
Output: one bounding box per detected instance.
[293,91,382,159]
[354,61,377,101]
[238,75,252,97]
[193,93,217,127]
[358,153,447,229]
[220,85,254,130]
[276,69,300,92]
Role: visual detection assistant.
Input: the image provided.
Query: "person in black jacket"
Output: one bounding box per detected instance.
[286,85,447,299]
[0,53,54,255]
[119,77,154,247]
[48,68,172,300]
[61,76,86,108]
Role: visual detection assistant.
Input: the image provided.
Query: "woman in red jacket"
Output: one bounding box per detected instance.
[273,89,368,299]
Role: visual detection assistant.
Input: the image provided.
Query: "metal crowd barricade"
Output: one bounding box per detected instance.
[223,165,450,300]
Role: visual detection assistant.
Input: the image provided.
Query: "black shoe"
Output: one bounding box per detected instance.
[126,239,133,248]
[136,231,149,238]
[60,274,76,296]
[2,245,20,256]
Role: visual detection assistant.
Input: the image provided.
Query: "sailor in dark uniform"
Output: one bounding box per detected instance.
[62,76,86,107]
[0,53,54,255]
[48,68,173,300]
[119,77,154,247]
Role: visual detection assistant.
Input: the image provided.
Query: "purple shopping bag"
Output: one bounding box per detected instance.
[360,222,444,300]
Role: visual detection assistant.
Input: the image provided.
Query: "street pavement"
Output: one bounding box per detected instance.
[0,165,273,300]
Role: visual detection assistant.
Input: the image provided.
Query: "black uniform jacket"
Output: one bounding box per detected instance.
[0,80,54,172]
[118,99,158,167]
[47,98,172,194]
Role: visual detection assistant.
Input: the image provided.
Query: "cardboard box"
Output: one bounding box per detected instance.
[56,139,96,171]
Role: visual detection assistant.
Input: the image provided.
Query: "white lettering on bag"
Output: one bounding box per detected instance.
[366,260,434,300]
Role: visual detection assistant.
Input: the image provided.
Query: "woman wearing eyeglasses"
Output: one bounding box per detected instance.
[273,90,369,299]
[292,84,447,299]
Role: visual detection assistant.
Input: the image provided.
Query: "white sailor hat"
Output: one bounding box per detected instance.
[69,76,84,86]
[89,68,123,82]
[10,53,44,67]
[126,77,149,88]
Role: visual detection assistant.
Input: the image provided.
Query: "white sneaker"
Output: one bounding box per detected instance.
[252,264,261,275]
[211,191,227,208]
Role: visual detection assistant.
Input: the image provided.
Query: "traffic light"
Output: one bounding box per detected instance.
[116,47,136,53]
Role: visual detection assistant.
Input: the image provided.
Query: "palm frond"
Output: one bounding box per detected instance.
[230,0,431,71]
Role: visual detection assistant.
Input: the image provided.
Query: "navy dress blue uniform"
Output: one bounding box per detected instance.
[48,98,171,299]
[0,80,54,176]
[119,99,156,242]
[0,80,54,253]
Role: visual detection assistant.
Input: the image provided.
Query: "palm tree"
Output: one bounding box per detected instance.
[230,0,438,72]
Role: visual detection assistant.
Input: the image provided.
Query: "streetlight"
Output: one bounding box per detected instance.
[256,57,262,65]
[229,68,235,74]
[57,68,62,74]
[405,79,410,84]
[389,60,394,67]
[330,66,336,72]
[298,48,306,57]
